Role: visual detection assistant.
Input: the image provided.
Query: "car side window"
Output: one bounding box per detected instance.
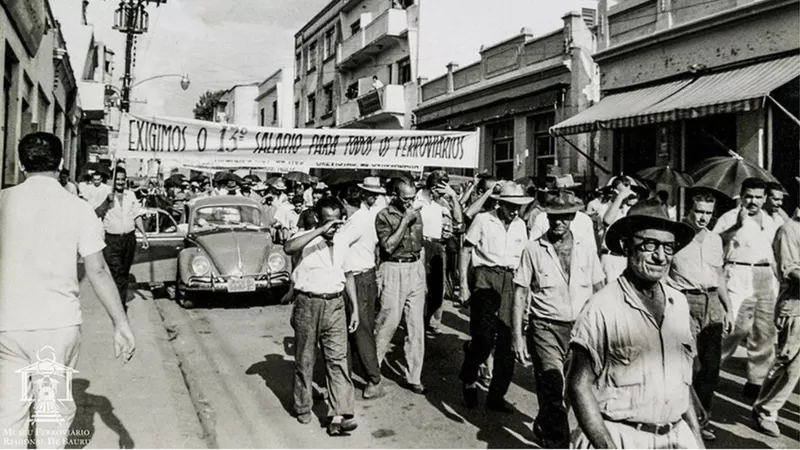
[159,211,178,233]
[142,212,159,234]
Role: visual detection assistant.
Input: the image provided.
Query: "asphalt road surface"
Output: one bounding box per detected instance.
[151,290,800,449]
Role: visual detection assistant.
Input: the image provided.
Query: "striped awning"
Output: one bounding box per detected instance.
[551,54,800,136]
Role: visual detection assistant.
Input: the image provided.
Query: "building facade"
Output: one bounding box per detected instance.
[415,10,599,182]
[213,83,259,126]
[552,0,799,206]
[255,68,294,128]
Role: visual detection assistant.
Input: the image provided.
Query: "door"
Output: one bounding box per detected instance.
[131,209,185,284]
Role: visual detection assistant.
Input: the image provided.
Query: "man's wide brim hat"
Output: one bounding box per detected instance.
[604,198,696,255]
[490,182,535,205]
[358,177,386,194]
[542,191,584,215]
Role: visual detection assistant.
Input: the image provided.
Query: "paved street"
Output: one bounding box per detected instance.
[137,288,800,449]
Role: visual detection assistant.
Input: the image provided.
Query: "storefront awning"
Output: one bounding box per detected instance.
[551,54,800,136]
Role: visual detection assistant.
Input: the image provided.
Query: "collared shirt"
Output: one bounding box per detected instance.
[774,212,800,316]
[530,211,598,252]
[64,181,79,196]
[291,231,349,294]
[570,276,694,424]
[586,198,608,218]
[464,211,527,269]
[414,189,444,240]
[274,203,300,233]
[375,204,424,260]
[0,176,106,331]
[514,231,605,322]
[103,190,142,234]
[712,207,779,264]
[337,203,381,273]
[668,227,723,291]
[79,182,112,210]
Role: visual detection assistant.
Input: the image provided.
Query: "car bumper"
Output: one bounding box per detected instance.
[182,273,291,292]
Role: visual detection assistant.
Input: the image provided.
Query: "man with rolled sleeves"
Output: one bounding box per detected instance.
[713,177,780,398]
[459,182,532,412]
[374,179,428,394]
[511,192,605,448]
[567,199,703,449]
[667,190,733,442]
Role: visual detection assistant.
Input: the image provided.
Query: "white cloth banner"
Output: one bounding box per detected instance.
[116,113,479,170]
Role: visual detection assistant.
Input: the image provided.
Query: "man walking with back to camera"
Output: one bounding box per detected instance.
[0,132,135,449]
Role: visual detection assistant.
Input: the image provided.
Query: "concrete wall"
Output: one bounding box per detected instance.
[257,69,296,129]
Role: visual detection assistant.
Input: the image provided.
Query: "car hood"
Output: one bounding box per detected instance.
[193,231,271,276]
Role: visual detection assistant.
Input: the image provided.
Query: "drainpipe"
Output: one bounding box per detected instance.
[446,62,459,93]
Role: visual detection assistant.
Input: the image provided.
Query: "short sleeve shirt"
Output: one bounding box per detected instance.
[464,211,527,269]
[291,231,349,294]
[337,204,380,273]
[375,204,423,260]
[774,214,800,315]
[570,277,694,424]
[712,207,778,263]
[103,190,143,234]
[668,228,723,291]
[0,176,106,331]
[414,190,444,240]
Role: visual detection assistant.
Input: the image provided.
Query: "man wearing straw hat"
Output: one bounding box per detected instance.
[512,191,605,447]
[459,182,531,412]
[568,199,703,449]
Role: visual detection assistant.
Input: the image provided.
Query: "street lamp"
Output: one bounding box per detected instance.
[105,72,189,108]
[130,73,191,90]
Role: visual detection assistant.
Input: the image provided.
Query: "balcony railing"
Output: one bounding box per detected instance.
[338,84,406,125]
[337,8,408,67]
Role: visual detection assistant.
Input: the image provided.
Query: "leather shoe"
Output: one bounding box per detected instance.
[363,382,386,400]
[463,383,478,408]
[296,412,312,424]
[407,383,426,395]
[327,417,358,436]
[701,426,716,441]
[752,410,780,437]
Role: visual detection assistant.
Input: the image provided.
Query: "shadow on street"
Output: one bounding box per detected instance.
[66,378,134,449]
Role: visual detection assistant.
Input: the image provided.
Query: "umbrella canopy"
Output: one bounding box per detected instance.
[284,171,312,184]
[636,165,694,188]
[320,169,371,186]
[214,171,244,185]
[690,154,781,199]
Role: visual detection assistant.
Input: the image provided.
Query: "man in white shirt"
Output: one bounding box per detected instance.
[284,197,359,435]
[98,168,149,311]
[459,182,530,413]
[335,177,386,399]
[764,182,790,228]
[0,132,135,448]
[79,170,112,210]
[713,177,780,398]
[59,168,79,196]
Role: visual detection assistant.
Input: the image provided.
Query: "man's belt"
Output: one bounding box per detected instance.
[105,231,135,237]
[350,267,375,276]
[385,255,420,263]
[298,291,343,300]
[423,237,443,244]
[476,265,515,273]
[727,261,771,267]
[681,287,718,295]
[615,419,682,436]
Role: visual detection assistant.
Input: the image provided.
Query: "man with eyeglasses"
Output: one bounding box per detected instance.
[512,191,605,448]
[713,177,780,399]
[567,199,704,449]
[667,190,733,442]
[374,179,427,394]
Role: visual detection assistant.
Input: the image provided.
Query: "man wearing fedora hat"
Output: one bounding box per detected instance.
[567,199,703,449]
[511,191,605,447]
[459,182,531,412]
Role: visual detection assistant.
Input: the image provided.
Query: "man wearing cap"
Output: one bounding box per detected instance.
[713,177,780,398]
[415,170,463,334]
[752,179,800,438]
[511,191,605,447]
[374,179,427,394]
[335,177,387,399]
[567,199,703,449]
[459,182,531,412]
[667,190,733,442]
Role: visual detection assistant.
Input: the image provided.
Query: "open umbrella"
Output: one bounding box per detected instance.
[284,171,312,184]
[320,169,371,186]
[690,153,781,199]
[606,175,650,199]
[636,165,694,188]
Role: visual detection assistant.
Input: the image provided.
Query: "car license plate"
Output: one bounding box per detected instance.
[228,277,256,293]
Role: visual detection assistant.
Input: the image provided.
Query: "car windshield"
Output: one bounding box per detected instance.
[192,205,264,232]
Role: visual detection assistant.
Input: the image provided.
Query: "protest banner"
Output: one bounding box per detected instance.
[115,113,479,170]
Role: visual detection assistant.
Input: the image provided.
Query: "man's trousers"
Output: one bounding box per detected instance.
[103,232,137,310]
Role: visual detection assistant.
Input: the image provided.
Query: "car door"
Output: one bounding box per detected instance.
[131,210,185,284]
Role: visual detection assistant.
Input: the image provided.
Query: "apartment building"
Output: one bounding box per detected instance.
[213,83,259,126]
[416,10,599,182]
[255,68,294,128]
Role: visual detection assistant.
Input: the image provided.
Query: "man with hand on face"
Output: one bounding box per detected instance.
[713,177,780,398]
[667,190,733,442]
[567,199,703,449]
[284,197,360,436]
[459,182,532,412]
[512,191,605,448]
[374,179,427,394]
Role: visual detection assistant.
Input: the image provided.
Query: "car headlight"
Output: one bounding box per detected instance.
[190,255,211,276]
[267,253,286,272]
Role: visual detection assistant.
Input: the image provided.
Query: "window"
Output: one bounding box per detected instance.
[324,28,336,59]
[306,41,317,72]
[350,19,361,36]
[532,114,555,178]
[491,121,514,181]
[259,108,265,126]
[272,101,278,123]
[294,101,300,127]
[392,0,414,8]
[295,52,302,78]
[306,93,316,123]
[345,81,359,100]
[322,84,334,115]
[398,58,412,85]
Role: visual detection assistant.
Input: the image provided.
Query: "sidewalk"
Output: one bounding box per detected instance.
[72,278,206,449]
